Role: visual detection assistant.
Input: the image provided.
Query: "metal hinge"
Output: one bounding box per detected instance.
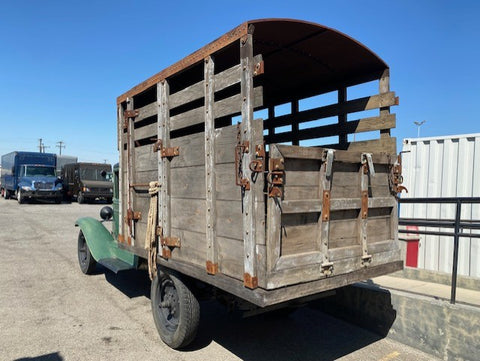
[267,157,284,198]
[153,139,179,158]
[235,140,250,190]
[156,226,180,259]
[249,143,265,174]
[389,152,408,196]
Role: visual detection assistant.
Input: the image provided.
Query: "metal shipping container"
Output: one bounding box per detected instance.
[401,133,480,277]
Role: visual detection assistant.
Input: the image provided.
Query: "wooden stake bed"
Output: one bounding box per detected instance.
[116,19,402,307]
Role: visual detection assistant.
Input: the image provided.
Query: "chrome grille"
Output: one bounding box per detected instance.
[34,182,54,190]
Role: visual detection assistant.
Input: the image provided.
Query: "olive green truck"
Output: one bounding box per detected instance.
[76,19,404,349]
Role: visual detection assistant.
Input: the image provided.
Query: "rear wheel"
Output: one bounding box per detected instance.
[77,230,96,274]
[151,269,200,349]
[77,191,85,204]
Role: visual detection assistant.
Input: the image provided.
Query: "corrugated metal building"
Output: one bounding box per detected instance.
[400,133,480,278]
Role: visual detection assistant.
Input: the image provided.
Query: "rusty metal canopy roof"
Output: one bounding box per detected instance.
[117,19,388,105]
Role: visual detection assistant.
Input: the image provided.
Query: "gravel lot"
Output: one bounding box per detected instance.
[0,198,437,361]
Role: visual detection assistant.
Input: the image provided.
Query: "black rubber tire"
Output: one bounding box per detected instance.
[77,191,85,204]
[151,269,200,349]
[17,189,24,204]
[77,230,96,274]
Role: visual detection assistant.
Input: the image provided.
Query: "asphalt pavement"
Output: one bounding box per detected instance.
[0,198,438,361]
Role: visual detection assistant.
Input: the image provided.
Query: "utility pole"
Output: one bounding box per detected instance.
[38,138,43,153]
[56,141,65,155]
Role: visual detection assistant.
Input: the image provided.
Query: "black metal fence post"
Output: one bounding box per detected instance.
[450,200,462,304]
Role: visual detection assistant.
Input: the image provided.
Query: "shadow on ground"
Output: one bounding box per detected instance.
[15,352,63,361]
[103,267,396,361]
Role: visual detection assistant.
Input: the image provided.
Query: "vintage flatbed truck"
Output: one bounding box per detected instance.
[76,18,404,349]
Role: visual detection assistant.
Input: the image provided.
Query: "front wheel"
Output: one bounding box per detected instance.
[77,230,96,274]
[17,189,24,204]
[151,269,200,349]
[77,191,85,204]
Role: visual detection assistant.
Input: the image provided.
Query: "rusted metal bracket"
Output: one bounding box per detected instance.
[389,153,408,196]
[206,261,219,275]
[123,109,139,130]
[253,60,264,76]
[249,144,265,173]
[243,273,258,289]
[156,226,180,259]
[361,190,369,219]
[153,139,179,158]
[361,254,372,266]
[126,208,141,222]
[235,141,250,190]
[267,157,284,198]
[321,190,331,221]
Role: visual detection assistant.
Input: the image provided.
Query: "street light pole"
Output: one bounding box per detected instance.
[414,120,426,138]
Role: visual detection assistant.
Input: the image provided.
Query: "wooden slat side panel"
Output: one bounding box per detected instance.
[170,198,243,241]
[217,236,244,280]
[170,86,263,132]
[267,113,396,144]
[266,248,402,289]
[170,228,207,268]
[134,145,157,172]
[263,91,398,129]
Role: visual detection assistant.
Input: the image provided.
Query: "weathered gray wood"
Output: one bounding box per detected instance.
[379,69,391,138]
[158,81,171,243]
[204,56,217,272]
[134,144,157,172]
[118,104,126,240]
[240,33,257,287]
[267,113,396,144]
[277,144,393,164]
[168,54,263,110]
[170,86,263,131]
[170,228,207,268]
[281,197,396,214]
[217,236,244,279]
[263,91,398,129]
[126,98,137,244]
[326,137,397,155]
[266,144,283,273]
[171,198,243,240]
[134,102,157,122]
[266,248,402,289]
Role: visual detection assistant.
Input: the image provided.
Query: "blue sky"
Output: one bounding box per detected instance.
[1,1,479,165]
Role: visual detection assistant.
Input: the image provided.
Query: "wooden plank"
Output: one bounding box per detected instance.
[204,56,218,273]
[167,54,262,110]
[267,113,396,144]
[134,144,157,172]
[266,248,402,289]
[118,104,126,240]
[158,81,172,247]
[135,102,157,122]
[379,69,391,138]
[327,137,397,155]
[338,87,347,146]
[170,228,207,268]
[170,165,206,199]
[170,86,263,131]
[281,197,396,214]
[170,132,205,168]
[134,122,157,142]
[263,91,398,129]
[217,236,244,280]
[240,33,257,288]
[276,144,393,164]
[266,144,283,273]
[126,98,136,244]
[170,198,243,241]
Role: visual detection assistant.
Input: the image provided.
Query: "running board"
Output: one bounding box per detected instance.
[98,258,135,273]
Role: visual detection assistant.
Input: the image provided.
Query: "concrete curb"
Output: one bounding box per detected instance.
[391,267,480,292]
[313,283,480,361]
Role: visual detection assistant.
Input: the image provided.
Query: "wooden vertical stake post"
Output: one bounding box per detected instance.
[158,81,172,259]
[205,56,218,274]
[338,87,347,146]
[126,98,136,245]
[240,33,257,289]
[379,69,391,139]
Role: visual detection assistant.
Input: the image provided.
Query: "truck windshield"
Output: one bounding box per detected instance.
[23,166,56,177]
[80,168,109,181]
